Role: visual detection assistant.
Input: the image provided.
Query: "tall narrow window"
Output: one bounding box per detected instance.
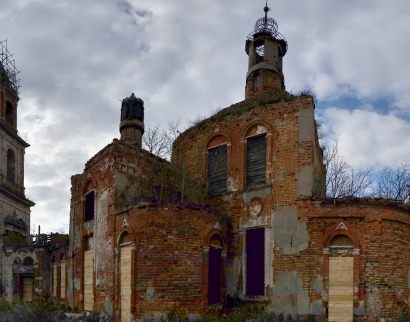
[6,101,13,125]
[246,227,265,296]
[208,145,227,196]
[84,191,95,221]
[253,74,261,91]
[7,149,16,181]
[246,135,266,188]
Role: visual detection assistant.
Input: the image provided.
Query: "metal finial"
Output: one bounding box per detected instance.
[263,1,270,27]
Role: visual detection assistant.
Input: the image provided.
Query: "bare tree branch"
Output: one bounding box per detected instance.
[374,163,410,202]
[323,136,373,198]
[142,120,181,160]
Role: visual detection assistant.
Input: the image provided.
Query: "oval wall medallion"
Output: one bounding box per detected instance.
[249,198,263,219]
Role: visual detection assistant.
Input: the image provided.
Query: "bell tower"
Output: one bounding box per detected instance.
[0,39,34,259]
[245,1,288,98]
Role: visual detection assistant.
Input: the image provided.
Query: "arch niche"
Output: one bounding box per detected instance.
[118,231,133,322]
[327,234,355,322]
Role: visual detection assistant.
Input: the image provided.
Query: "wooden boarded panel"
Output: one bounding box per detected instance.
[84,250,94,311]
[53,264,57,297]
[328,257,353,322]
[208,145,227,196]
[60,261,66,299]
[22,276,33,302]
[246,135,266,188]
[120,246,132,322]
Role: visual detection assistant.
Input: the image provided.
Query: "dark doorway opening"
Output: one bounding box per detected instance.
[208,247,222,304]
[246,227,265,296]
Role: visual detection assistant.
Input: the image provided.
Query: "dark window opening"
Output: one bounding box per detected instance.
[84,191,95,221]
[119,232,131,245]
[246,227,265,296]
[255,42,264,64]
[7,149,16,181]
[208,247,222,304]
[23,257,34,266]
[253,74,261,91]
[6,101,13,125]
[208,145,227,196]
[330,235,353,247]
[246,135,266,188]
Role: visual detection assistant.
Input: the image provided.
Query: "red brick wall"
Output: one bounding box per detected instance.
[304,200,410,318]
[114,207,222,319]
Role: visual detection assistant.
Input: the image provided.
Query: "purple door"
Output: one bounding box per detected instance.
[208,247,222,304]
[246,228,265,296]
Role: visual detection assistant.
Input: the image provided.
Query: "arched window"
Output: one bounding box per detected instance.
[84,181,95,222]
[245,124,268,189]
[207,135,228,197]
[23,257,34,266]
[7,149,16,181]
[6,101,13,125]
[13,257,21,266]
[329,235,353,248]
[119,232,131,246]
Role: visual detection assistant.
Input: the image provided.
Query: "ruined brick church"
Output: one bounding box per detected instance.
[2,5,410,322]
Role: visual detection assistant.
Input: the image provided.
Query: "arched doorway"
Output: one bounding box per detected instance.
[119,232,132,322]
[328,235,354,322]
[208,234,223,304]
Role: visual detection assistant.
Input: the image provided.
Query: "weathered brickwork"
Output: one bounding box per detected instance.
[1,53,36,302]
[4,7,410,322]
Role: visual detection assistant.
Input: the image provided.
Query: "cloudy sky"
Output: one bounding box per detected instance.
[1,0,410,233]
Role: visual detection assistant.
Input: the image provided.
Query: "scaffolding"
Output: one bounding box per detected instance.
[0,38,21,94]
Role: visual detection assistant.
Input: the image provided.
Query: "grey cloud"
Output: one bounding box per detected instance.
[1,0,409,232]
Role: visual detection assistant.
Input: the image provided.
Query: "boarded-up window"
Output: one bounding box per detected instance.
[120,246,132,322]
[85,191,95,221]
[208,145,227,196]
[52,263,58,297]
[84,250,94,311]
[246,135,266,188]
[246,227,265,296]
[22,276,33,302]
[60,261,66,299]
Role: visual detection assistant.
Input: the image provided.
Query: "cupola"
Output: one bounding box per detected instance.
[119,93,144,146]
[245,2,287,98]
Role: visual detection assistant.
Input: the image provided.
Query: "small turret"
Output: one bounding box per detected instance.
[119,93,144,146]
[245,1,288,98]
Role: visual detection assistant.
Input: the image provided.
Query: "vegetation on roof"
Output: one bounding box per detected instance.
[177,89,314,139]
